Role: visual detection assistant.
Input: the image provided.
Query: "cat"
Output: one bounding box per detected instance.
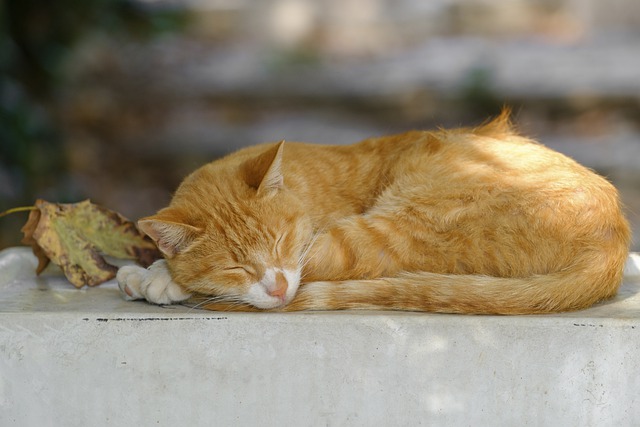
[117,112,631,314]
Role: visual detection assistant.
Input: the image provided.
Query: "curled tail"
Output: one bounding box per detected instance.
[285,250,630,315]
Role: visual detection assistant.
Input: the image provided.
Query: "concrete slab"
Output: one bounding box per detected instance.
[1,247,640,426]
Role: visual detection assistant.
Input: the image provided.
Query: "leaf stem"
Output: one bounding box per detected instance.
[0,206,36,218]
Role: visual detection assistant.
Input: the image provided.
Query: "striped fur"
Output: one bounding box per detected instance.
[139,112,630,314]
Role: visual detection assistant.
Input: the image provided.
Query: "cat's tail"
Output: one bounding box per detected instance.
[285,251,633,315]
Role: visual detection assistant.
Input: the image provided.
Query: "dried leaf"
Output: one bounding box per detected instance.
[21,199,161,288]
[20,208,50,274]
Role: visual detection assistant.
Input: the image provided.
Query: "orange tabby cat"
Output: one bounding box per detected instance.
[117,112,630,314]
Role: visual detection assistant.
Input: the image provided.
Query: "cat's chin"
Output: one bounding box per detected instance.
[248,298,289,310]
[243,291,292,310]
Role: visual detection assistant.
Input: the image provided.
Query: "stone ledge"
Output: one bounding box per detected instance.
[1,247,639,426]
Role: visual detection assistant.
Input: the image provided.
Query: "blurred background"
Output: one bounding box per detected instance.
[1,0,639,250]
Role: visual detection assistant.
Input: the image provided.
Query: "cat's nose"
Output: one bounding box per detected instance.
[267,271,288,299]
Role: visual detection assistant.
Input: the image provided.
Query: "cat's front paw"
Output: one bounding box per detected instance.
[116,265,147,301]
[116,260,192,305]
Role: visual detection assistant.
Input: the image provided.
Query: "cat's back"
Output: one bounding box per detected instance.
[381,117,616,205]
[356,119,629,279]
[377,117,623,219]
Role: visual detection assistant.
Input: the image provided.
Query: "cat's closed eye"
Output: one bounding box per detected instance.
[275,234,285,257]
[225,266,257,277]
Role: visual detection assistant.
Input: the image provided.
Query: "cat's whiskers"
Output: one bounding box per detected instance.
[299,228,325,280]
[224,300,252,311]
[298,230,320,266]
[188,294,245,311]
[187,295,224,311]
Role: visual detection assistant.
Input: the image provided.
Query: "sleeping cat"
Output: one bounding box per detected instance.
[117,112,630,314]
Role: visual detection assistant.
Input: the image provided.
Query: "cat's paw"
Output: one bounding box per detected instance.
[116,265,147,301]
[116,260,192,305]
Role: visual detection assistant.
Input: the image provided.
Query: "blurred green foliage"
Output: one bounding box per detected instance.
[459,66,503,117]
[0,0,187,210]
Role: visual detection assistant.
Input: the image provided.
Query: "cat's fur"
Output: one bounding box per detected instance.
[117,112,631,314]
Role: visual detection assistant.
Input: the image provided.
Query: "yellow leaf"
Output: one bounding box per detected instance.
[21,199,161,288]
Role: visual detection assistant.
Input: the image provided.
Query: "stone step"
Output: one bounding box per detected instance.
[1,247,639,426]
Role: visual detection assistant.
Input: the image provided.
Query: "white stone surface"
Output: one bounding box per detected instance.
[1,246,640,426]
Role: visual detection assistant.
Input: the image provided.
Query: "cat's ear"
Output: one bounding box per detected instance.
[243,141,285,195]
[138,216,202,258]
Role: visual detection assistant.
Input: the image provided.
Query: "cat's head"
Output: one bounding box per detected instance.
[138,142,313,309]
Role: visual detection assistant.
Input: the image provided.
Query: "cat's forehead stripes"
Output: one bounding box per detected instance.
[201,199,286,266]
